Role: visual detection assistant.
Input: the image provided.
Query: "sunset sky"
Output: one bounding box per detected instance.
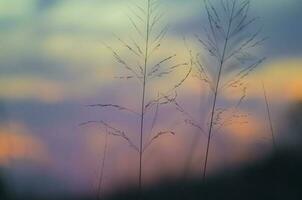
[0,0,301,197]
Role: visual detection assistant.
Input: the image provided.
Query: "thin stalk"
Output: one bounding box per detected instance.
[96,132,109,200]
[202,2,235,181]
[262,81,277,149]
[138,0,151,195]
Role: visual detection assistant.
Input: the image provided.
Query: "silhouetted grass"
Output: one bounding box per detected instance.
[81,0,191,198]
[179,0,267,181]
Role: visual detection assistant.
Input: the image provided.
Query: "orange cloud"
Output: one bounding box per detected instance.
[194,58,302,103]
[0,123,51,166]
[248,58,302,102]
[224,114,263,142]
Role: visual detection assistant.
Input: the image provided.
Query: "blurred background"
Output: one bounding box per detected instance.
[0,0,301,199]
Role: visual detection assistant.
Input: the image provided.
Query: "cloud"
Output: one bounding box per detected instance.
[218,58,302,104]
[249,58,302,102]
[1,0,301,105]
[0,122,51,166]
[0,76,65,103]
[0,70,118,103]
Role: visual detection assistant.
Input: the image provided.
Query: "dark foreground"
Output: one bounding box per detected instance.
[1,149,302,200]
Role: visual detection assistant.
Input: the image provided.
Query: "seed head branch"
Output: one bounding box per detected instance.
[79,121,139,152]
[85,104,140,116]
[143,131,175,152]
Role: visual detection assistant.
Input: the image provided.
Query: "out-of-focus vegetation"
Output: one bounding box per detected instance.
[287,101,302,145]
[1,149,302,200]
[0,171,8,200]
